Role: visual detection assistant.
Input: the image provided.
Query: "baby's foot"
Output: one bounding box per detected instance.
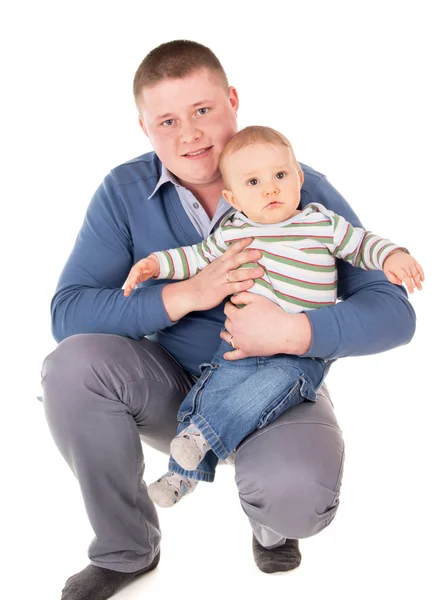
[148,471,198,508]
[171,425,210,471]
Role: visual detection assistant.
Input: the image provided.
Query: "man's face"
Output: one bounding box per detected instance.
[138,69,239,188]
[222,143,304,224]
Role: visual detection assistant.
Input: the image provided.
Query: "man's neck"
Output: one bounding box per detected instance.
[181,180,225,220]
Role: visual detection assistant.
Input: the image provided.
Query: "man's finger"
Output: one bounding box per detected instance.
[225,237,254,255]
[223,300,241,317]
[223,348,246,361]
[229,249,262,271]
[225,267,263,283]
[223,317,232,332]
[229,292,254,305]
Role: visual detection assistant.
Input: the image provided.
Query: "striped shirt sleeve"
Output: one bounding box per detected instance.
[310,204,406,270]
[329,211,405,270]
[151,226,229,280]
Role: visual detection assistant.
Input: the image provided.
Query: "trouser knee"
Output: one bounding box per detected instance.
[41,333,139,417]
[236,423,345,539]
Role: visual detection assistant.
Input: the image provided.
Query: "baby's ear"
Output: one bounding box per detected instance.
[223,189,239,209]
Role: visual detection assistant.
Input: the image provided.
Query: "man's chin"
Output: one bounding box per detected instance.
[176,167,221,188]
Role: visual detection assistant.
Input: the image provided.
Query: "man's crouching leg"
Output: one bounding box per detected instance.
[234,384,345,574]
[41,333,194,599]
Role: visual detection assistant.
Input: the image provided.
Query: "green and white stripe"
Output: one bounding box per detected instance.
[152,203,404,314]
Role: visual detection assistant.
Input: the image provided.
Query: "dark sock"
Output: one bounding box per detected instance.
[61,550,160,599]
[252,535,301,574]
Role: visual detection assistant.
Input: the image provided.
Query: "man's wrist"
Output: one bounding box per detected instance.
[283,313,312,356]
[161,279,196,322]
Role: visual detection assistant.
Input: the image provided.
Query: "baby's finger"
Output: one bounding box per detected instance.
[415,262,425,282]
[411,268,423,291]
[403,275,415,294]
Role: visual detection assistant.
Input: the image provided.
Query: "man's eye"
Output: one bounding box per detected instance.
[162,119,174,127]
[247,179,259,186]
[197,107,209,115]
[276,172,286,179]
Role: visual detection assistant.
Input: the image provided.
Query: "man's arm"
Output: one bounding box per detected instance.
[51,174,261,341]
[301,177,416,359]
[51,173,175,342]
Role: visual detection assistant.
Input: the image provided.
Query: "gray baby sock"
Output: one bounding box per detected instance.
[148,471,198,507]
[252,535,302,573]
[170,424,210,470]
[60,551,160,599]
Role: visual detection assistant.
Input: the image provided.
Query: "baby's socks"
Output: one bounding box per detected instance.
[148,471,198,508]
[171,424,210,470]
[148,425,210,508]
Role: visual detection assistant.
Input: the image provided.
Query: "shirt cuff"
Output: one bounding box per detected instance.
[299,307,341,359]
[138,283,177,334]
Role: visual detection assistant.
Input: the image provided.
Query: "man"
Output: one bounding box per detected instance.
[42,40,416,600]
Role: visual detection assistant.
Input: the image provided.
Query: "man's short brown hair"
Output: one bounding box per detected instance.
[219,126,301,187]
[133,40,229,103]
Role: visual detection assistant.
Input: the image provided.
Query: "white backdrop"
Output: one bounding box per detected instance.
[1,1,439,599]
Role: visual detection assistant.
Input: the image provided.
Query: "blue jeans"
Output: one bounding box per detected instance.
[169,339,332,482]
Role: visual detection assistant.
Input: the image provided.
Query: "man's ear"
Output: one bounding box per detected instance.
[139,117,149,138]
[298,167,304,187]
[223,189,241,210]
[228,86,239,114]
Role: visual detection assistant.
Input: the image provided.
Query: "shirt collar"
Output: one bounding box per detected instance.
[148,163,182,199]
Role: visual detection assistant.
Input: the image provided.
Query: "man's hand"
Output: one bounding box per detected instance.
[162,238,264,321]
[220,292,312,360]
[383,250,424,293]
[124,255,160,297]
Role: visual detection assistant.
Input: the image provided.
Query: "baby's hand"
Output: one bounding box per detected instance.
[383,250,424,293]
[124,255,160,297]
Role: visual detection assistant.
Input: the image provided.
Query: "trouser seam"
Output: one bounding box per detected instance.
[118,336,144,378]
[116,375,189,398]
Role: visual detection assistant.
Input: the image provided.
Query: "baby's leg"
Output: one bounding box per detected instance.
[188,351,326,460]
[170,424,210,470]
[148,446,219,507]
[148,471,198,508]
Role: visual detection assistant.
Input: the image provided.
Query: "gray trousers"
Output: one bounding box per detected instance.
[41,333,345,573]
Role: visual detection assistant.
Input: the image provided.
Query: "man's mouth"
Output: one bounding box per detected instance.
[182,146,213,157]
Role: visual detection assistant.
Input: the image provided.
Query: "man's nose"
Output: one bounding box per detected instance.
[180,121,201,143]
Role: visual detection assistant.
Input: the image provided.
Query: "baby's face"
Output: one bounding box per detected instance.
[222,143,303,224]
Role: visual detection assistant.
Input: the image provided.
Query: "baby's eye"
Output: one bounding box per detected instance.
[197,107,209,115]
[276,172,286,179]
[162,119,174,127]
[247,178,259,186]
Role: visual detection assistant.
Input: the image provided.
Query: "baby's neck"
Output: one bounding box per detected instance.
[239,208,302,225]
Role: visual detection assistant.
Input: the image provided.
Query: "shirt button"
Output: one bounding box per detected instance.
[193,202,199,209]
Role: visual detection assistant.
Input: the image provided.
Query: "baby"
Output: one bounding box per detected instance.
[124,126,424,507]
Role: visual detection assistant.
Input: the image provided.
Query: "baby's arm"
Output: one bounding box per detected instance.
[124,226,229,297]
[317,204,424,293]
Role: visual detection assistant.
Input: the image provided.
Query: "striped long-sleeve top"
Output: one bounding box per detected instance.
[152,202,405,313]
